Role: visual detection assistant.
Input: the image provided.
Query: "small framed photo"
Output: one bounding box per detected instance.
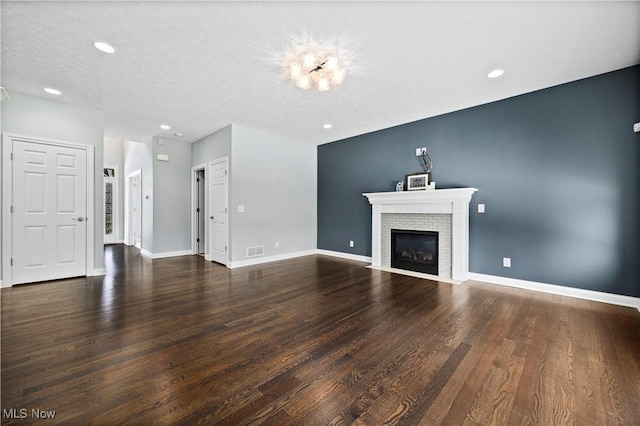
[406,173,429,191]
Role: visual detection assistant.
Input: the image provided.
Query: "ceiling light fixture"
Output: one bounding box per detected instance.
[93,41,115,54]
[174,132,184,137]
[284,41,349,92]
[44,87,61,95]
[323,124,332,129]
[488,69,504,79]
[160,124,171,130]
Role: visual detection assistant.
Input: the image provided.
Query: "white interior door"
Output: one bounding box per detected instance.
[208,158,228,265]
[11,140,87,284]
[129,172,142,248]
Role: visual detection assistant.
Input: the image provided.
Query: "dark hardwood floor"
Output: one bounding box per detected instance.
[2,245,639,425]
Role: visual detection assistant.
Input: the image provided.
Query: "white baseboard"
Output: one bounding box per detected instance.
[468,272,640,312]
[140,249,192,260]
[316,249,372,263]
[88,268,106,276]
[228,250,316,269]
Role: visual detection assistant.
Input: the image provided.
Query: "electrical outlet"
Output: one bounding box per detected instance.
[238,205,245,213]
[415,147,427,156]
[478,204,485,213]
[275,241,279,248]
[503,257,511,268]
[349,240,354,247]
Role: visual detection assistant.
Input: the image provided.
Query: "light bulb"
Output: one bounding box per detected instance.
[325,56,338,71]
[290,63,302,79]
[317,77,330,92]
[297,75,311,90]
[331,68,346,85]
[303,54,315,68]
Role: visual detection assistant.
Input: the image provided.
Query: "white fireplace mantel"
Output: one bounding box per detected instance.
[363,188,478,282]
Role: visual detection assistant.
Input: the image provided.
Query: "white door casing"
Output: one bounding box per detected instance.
[191,165,206,256]
[1,134,95,286]
[208,158,228,265]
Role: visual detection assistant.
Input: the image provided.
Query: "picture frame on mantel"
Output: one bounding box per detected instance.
[405,173,430,191]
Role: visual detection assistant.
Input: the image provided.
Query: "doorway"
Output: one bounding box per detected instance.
[191,166,206,256]
[103,165,119,244]
[1,134,95,286]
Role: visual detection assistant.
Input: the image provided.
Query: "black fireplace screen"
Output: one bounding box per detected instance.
[391,229,438,275]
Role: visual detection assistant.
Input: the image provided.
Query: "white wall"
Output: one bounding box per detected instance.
[1,91,105,280]
[230,124,317,263]
[191,125,232,168]
[104,137,125,242]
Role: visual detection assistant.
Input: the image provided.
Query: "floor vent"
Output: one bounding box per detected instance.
[247,246,264,257]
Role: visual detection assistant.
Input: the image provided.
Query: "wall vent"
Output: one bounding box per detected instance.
[246,246,265,257]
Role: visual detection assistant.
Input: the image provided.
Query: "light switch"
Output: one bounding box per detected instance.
[478,204,485,213]
[238,205,245,213]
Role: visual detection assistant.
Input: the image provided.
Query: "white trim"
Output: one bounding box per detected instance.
[468,272,640,312]
[316,249,372,263]
[89,268,106,276]
[367,265,462,285]
[140,249,192,260]
[2,133,95,287]
[227,250,316,268]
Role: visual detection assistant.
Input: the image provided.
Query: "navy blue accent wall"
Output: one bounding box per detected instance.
[318,66,639,298]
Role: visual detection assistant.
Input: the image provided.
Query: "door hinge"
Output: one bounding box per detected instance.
[196,238,200,243]
[10,152,14,161]
[225,170,227,176]
[196,178,200,183]
[225,246,227,252]
[10,205,14,213]
[196,208,200,213]
[225,207,227,213]
[10,258,13,266]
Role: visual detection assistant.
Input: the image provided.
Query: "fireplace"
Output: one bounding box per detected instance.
[391,229,438,275]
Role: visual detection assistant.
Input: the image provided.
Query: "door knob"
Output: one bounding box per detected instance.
[73,217,85,222]
[210,216,214,220]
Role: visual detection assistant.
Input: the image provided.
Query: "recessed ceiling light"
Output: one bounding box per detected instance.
[323,124,333,129]
[44,87,61,95]
[160,125,171,130]
[488,69,504,79]
[93,41,115,54]
[174,132,184,137]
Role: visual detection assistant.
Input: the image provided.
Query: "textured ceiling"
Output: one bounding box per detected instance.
[2,1,639,145]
